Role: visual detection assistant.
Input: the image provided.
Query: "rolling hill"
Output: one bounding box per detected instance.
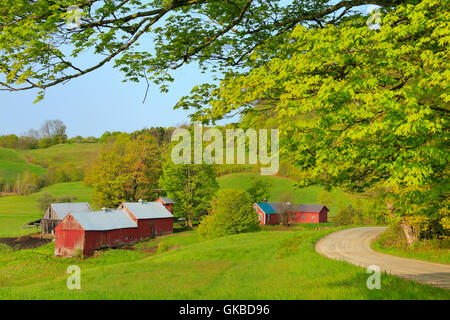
[0,148,46,183]
[0,182,93,237]
[18,143,103,169]
[0,227,448,299]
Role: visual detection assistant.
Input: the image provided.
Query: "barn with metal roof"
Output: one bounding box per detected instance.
[254,202,328,225]
[119,200,174,239]
[54,208,141,257]
[55,201,174,257]
[41,202,92,235]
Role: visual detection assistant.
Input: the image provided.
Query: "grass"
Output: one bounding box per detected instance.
[18,143,103,169]
[0,182,93,237]
[217,173,350,215]
[0,226,448,299]
[372,226,450,265]
[0,148,46,183]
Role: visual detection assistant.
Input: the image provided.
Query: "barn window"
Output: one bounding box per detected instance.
[312,216,316,219]
[258,214,262,221]
[302,216,305,219]
[125,237,128,240]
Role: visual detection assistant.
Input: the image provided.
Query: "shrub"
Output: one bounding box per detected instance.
[197,189,260,239]
[156,240,169,253]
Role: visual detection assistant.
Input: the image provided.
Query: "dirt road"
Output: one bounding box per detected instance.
[315,227,450,289]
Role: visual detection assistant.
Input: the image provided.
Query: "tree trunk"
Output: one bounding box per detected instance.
[400,218,418,246]
[187,214,193,229]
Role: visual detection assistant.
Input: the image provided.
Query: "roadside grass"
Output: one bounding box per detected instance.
[372,226,450,265]
[217,173,349,215]
[0,226,448,300]
[18,143,103,169]
[0,148,46,183]
[0,182,93,237]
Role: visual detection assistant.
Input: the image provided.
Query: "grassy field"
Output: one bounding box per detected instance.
[0,182,93,237]
[0,226,448,299]
[372,229,450,265]
[0,148,46,183]
[19,143,103,169]
[217,173,349,215]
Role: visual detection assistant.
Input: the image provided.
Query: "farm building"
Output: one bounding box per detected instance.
[55,200,174,257]
[118,200,174,237]
[54,209,138,257]
[156,197,175,214]
[41,202,92,235]
[254,202,329,225]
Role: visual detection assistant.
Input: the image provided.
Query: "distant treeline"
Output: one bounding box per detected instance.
[0,125,176,150]
[0,120,68,150]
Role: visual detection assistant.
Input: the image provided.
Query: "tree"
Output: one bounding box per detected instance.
[278,192,297,226]
[159,161,218,228]
[196,0,449,243]
[0,0,403,101]
[84,133,162,207]
[317,190,334,209]
[246,177,271,204]
[40,120,67,145]
[0,134,19,149]
[197,189,260,239]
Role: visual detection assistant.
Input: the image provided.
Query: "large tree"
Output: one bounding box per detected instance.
[84,133,162,207]
[159,160,218,228]
[0,0,403,101]
[189,0,449,243]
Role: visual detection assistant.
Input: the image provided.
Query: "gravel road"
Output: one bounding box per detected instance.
[315,227,450,289]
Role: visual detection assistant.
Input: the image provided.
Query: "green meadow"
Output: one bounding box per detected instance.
[0,148,46,183]
[18,143,103,169]
[0,182,93,237]
[0,226,448,299]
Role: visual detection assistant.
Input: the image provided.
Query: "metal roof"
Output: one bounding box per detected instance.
[122,201,174,219]
[255,202,277,214]
[256,202,327,214]
[51,202,92,220]
[70,210,137,231]
[158,197,176,204]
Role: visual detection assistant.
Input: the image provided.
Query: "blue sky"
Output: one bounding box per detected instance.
[0,1,373,139]
[0,59,219,138]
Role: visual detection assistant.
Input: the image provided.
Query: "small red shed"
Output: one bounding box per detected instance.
[254,202,329,225]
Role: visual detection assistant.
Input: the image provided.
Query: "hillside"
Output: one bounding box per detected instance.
[0,148,46,183]
[217,173,349,215]
[0,227,448,299]
[0,182,93,237]
[18,143,103,169]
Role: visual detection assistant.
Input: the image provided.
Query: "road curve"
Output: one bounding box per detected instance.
[315,227,450,290]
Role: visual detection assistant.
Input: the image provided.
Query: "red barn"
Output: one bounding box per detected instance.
[55,201,174,257]
[54,209,139,257]
[254,202,328,225]
[118,200,174,237]
[156,197,176,214]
